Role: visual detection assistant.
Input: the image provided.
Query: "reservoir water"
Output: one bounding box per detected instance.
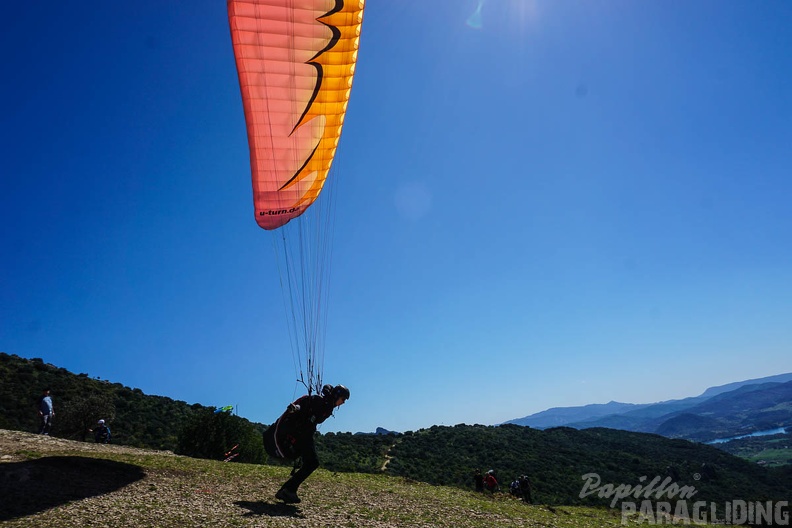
[707,427,788,444]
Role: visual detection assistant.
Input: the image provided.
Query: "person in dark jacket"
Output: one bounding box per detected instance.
[473,469,484,492]
[91,419,112,443]
[518,474,533,503]
[263,384,350,504]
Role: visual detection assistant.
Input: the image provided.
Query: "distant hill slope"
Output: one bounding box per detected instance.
[505,373,792,442]
[505,401,649,428]
[697,372,792,399]
[652,381,792,441]
[564,381,792,441]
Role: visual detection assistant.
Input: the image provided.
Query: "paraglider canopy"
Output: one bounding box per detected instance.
[228,0,365,231]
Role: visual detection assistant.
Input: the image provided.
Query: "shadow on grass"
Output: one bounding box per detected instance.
[0,456,146,521]
[236,500,303,518]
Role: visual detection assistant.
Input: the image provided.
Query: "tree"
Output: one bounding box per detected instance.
[58,393,116,442]
[176,410,265,464]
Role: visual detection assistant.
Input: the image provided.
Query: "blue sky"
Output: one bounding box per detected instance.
[2,0,791,434]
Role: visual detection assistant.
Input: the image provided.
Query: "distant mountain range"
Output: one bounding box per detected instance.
[506,373,792,442]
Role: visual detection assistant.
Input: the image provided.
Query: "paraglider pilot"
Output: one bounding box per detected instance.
[263,384,350,504]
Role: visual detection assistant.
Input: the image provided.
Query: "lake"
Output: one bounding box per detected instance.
[707,427,789,444]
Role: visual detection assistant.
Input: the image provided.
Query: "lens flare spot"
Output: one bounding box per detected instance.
[466,0,485,29]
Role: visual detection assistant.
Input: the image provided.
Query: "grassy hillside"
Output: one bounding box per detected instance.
[1,429,637,528]
[4,352,791,515]
[715,433,792,467]
[0,353,209,450]
[377,424,792,507]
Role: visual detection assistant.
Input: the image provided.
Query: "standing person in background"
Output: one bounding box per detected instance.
[37,388,54,435]
[519,474,533,503]
[473,469,484,492]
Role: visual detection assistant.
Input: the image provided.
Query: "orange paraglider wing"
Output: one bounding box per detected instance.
[228,0,365,230]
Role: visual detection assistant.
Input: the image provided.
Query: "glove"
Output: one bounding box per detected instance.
[288,403,301,413]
